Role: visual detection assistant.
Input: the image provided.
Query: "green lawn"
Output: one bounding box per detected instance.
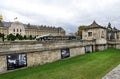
[0,48,120,79]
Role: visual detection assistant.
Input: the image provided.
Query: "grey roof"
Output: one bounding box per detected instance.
[85,20,106,29]
[0,21,65,32]
[24,23,64,31]
[112,27,120,32]
[0,22,3,27]
[2,21,13,27]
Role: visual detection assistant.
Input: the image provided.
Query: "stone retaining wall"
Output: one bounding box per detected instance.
[70,47,85,57]
[0,40,108,74]
[27,50,61,67]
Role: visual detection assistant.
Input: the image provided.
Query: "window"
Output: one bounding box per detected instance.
[17,29,18,32]
[101,31,104,38]
[20,29,22,32]
[13,29,15,32]
[88,32,92,37]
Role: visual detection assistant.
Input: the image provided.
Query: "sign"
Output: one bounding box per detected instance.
[7,53,27,70]
[61,48,70,59]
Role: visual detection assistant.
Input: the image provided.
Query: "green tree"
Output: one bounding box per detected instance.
[0,33,1,37]
[77,25,86,38]
[7,34,16,41]
[16,34,23,40]
[23,35,27,40]
[0,33,4,41]
[29,35,33,40]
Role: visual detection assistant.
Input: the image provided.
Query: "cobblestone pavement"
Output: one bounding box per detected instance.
[102,64,120,79]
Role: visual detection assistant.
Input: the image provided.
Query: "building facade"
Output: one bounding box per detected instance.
[82,20,120,51]
[0,20,65,37]
[107,22,120,40]
[82,21,107,44]
[82,21,120,41]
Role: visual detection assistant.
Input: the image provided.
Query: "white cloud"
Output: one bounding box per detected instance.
[0,0,120,33]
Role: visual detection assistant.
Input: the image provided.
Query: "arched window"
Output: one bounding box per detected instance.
[20,29,22,32]
[17,29,18,32]
[13,29,15,32]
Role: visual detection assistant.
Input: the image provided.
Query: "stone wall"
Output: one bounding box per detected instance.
[0,45,87,74]
[0,40,108,74]
[108,40,120,49]
[116,45,120,49]
[0,40,95,53]
[27,46,89,67]
[27,50,61,67]
[95,44,107,51]
[0,56,7,73]
[70,47,85,57]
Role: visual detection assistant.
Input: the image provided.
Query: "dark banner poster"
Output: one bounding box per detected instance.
[7,53,27,70]
[61,48,70,59]
[85,46,91,53]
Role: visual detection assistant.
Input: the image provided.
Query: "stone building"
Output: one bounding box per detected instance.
[0,26,8,37]
[0,15,65,37]
[82,21,120,41]
[0,14,3,22]
[82,21,107,44]
[0,15,10,37]
[107,22,120,40]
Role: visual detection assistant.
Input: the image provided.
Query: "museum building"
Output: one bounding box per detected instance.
[0,15,65,37]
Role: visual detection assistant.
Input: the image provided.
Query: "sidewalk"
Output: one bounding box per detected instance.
[102,64,120,79]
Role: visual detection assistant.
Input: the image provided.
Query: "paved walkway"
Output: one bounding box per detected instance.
[102,64,120,79]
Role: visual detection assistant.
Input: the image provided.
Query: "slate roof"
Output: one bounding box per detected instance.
[107,22,120,32]
[112,27,120,32]
[0,21,65,31]
[84,20,106,29]
[24,23,61,30]
[2,21,13,27]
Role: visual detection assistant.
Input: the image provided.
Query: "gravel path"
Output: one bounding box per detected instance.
[102,64,120,79]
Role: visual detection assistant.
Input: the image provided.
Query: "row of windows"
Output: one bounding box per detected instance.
[13,33,21,35]
[13,29,22,32]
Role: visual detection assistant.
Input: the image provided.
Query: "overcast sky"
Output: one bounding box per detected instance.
[0,0,120,33]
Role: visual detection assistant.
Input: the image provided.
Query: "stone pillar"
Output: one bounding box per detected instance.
[0,55,7,73]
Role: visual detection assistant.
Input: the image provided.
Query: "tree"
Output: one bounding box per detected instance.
[77,25,86,39]
[7,34,16,41]
[29,35,33,40]
[16,34,23,40]
[0,33,4,41]
[0,33,2,37]
[23,35,27,40]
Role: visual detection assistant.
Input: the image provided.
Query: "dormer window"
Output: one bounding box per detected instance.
[88,32,92,37]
